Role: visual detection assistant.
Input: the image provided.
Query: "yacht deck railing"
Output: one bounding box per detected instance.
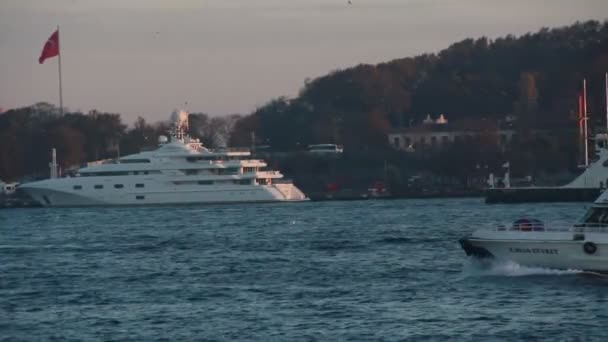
[493,222,608,233]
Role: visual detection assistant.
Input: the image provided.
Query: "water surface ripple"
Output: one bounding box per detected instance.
[1,199,607,340]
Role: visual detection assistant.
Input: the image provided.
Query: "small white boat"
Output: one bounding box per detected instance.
[460,191,608,272]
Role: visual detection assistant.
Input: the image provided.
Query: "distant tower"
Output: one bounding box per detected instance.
[435,114,448,124]
[423,114,434,124]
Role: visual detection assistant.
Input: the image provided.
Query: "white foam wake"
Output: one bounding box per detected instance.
[462,259,583,277]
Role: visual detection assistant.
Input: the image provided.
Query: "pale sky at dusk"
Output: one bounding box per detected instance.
[1,0,607,122]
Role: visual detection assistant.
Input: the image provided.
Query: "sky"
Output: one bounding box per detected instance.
[1,0,607,123]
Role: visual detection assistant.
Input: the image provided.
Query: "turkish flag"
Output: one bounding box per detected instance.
[39,30,59,64]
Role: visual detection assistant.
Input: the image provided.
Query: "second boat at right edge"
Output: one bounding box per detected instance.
[486,75,608,204]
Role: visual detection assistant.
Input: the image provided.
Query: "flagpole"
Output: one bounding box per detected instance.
[605,72,607,132]
[57,25,63,116]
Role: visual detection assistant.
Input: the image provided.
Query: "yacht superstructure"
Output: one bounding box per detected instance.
[19,110,307,206]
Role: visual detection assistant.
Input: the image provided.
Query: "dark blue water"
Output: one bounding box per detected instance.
[2,198,607,341]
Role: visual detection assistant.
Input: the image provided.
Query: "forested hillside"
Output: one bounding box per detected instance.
[230,20,608,150]
[1,20,607,182]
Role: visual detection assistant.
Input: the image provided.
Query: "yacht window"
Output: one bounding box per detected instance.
[73,185,82,190]
[120,159,150,163]
[198,180,213,185]
[135,184,144,188]
[136,195,145,200]
[184,169,198,175]
[114,184,124,189]
[94,185,103,189]
[143,171,149,175]
[235,179,251,185]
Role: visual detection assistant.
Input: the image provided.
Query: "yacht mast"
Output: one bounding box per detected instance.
[583,79,589,167]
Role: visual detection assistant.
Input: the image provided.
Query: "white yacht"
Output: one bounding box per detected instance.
[19,110,308,207]
[460,190,608,272]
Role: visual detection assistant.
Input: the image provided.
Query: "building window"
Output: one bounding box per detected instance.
[135,183,144,188]
[430,136,437,145]
[405,137,411,146]
[94,185,103,189]
[500,134,507,145]
[441,136,449,144]
[136,195,145,200]
[420,137,426,144]
[393,137,400,147]
[114,184,124,189]
[73,185,82,190]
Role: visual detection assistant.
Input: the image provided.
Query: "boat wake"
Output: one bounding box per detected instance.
[462,259,584,277]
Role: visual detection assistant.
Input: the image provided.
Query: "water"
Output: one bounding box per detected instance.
[2,198,608,341]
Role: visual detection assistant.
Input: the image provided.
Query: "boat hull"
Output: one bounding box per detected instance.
[484,187,601,204]
[460,237,608,272]
[20,180,308,207]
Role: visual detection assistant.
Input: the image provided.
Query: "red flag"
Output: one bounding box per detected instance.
[38,30,59,64]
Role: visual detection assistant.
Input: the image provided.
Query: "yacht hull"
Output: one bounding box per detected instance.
[460,236,608,272]
[20,181,308,207]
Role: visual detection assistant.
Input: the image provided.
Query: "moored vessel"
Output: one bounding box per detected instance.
[485,133,608,203]
[19,110,308,207]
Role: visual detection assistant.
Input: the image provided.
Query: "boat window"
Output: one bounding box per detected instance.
[73,185,82,190]
[215,167,239,175]
[119,159,150,164]
[235,179,251,185]
[114,184,124,189]
[94,185,103,189]
[184,169,198,175]
[581,207,608,225]
[198,180,213,185]
[136,195,145,200]
[135,183,144,188]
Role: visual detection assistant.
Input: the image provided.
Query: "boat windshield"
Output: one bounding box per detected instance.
[581,207,608,225]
